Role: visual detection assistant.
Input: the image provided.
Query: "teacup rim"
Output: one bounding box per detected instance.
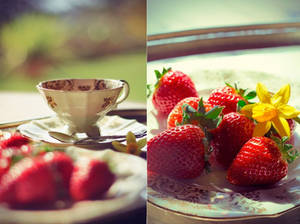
[37,78,125,93]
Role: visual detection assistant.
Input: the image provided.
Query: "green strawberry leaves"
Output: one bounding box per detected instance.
[179,98,224,172]
[226,82,257,111]
[10,154,25,166]
[180,99,223,131]
[147,67,172,98]
[226,82,257,102]
[244,91,257,100]
[146,84,153,98]
[154,67,171,89]
[271,136,299,164]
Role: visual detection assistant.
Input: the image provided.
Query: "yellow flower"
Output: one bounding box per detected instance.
[112,131,146,156]
[241,83,300,138]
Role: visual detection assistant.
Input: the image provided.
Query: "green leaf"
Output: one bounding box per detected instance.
[154,68,171,89]
[162,67,171,74]
[271,135,281,145]
[197,98,205,114]
[237,100,247,112]
[11,155,24,166]
[205,106,223,119]
[234,82,238,91]
[154,70,162,80]
[238,100,246,107]
[245,91,257,100]
[225,82,233,88]
[271,135,300,164]
[281,136,289,143]
[185,104,197,113]
[146,84,153,98]
[293,117,300,125]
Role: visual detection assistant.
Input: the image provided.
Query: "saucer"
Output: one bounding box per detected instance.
[17,115,146,149]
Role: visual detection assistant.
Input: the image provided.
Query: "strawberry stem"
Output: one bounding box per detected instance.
[154,67,171,89]
[271,136,299,164]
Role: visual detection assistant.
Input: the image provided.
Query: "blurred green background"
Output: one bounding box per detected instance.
[0,0,146,102]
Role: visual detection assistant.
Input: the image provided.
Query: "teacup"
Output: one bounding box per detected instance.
[37,78,129,137]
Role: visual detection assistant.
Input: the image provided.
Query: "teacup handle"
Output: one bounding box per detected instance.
[116,80,130,104]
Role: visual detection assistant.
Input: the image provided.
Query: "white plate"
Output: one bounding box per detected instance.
[147,69,300,220]
[0,148,146,224]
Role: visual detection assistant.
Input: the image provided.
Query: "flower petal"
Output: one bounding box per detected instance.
[271,116,290,138]
[112,141,127,152]
[240,104,255,117]
[253,121,271,137]
[137,138,147,149]
[278,104,300,119]
[256,83,271,103]
[252,103,277,122]
[126,131,136,144]
[271,84,290,106]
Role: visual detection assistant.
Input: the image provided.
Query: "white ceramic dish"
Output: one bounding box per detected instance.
[0,148,146,224]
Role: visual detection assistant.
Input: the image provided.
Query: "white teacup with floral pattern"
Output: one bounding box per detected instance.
[37,78,129,137]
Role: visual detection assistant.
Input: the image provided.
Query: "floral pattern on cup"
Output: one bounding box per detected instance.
[94,80,107,90]
[102,97,114,109]
[42,80,74,91]
[46,96,57,109]
[78,85,91,91]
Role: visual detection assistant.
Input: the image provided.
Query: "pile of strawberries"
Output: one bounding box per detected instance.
[148,68,299,186]
[0,133,115,208]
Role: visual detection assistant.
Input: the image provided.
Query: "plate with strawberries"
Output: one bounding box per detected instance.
[147,68,300,221]
[0,132,146,224]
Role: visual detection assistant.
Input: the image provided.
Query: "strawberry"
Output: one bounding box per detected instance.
[43,151,73,194]
[208,84,256,115]
[70,158,115,201]
[211,112,255,168]
[0,145,32,182]
[152,68,198,116]
[167,97,212,129]
[0,157,56,208]
[0,156,10,182]
[0,133,30,149]
[147,124,207,179]
[227,136,298,186]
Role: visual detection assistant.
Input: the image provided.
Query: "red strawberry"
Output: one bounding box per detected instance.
[43,151,73,193]
[0,156,10,182]
[70,158,115,201]
[208,86,246,114]
[167,97,212,129]
[227,137,298,186]
[0,157,56,208]
[152,68,198,116]
[211,112,255,168]
[0,145,32,182]
[147,124,206,179]
[0,133,30,149]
